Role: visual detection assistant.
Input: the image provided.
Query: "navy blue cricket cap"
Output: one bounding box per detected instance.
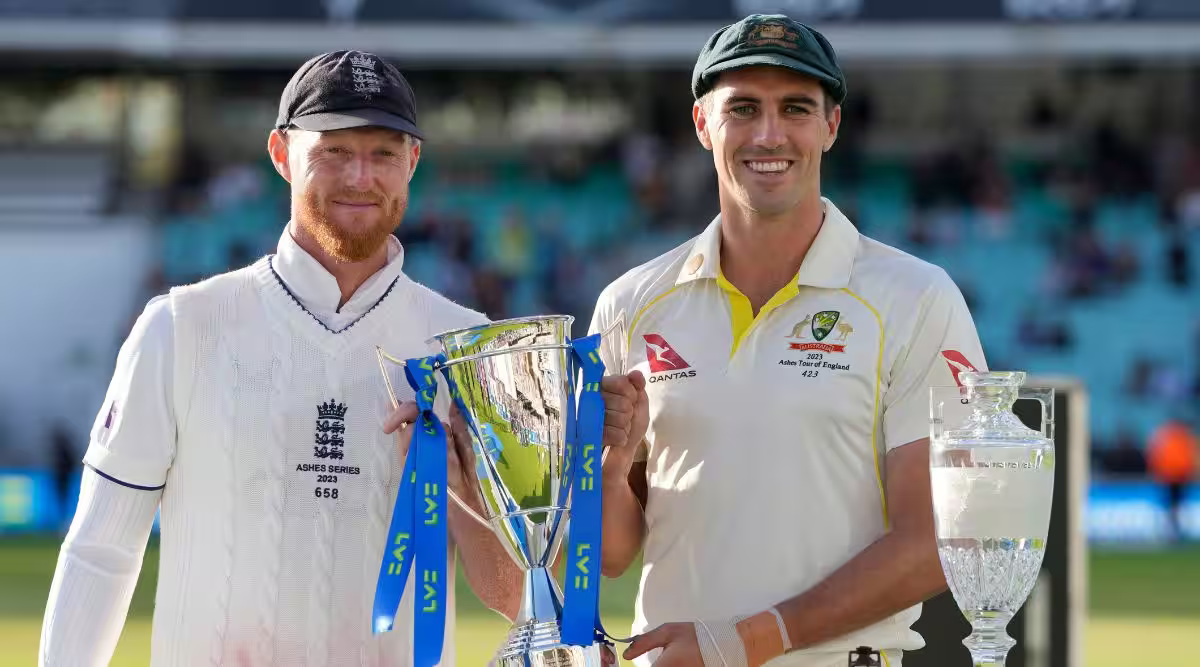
[692,14,847,105]
[275,50,423,140]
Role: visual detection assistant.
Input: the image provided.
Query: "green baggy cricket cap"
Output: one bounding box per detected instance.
[692,14,847,105]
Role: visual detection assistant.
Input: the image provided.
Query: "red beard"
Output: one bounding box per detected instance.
[297,187,406,262]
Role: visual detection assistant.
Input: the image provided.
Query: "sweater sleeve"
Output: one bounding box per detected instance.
[39,468,162,667]
[82,295,176,489]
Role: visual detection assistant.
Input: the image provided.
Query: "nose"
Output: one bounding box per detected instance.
[343,154,374,191]
[753,109,786,152]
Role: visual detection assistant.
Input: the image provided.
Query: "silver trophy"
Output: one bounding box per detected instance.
[379,314,625,667]
[929,371,1055,667]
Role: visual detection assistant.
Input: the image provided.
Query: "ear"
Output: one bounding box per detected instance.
[407,137,421,183]
[823,105,842,153]
[693,101,713,152]
[267,129,292,183]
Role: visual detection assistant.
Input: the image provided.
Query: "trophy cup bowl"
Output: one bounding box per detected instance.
[929,371,1055,667]
[389,314,606,667]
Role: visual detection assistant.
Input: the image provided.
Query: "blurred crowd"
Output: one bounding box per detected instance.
[13,71,1196,498]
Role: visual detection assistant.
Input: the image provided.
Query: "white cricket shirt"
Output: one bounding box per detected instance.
[589,199,987,667]
[76,229,485,666]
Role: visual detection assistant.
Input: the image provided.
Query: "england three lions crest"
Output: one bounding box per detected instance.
[314,399,347,460]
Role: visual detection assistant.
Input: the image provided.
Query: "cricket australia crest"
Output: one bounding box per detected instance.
[811,311,840,341]
[788,311,852,353]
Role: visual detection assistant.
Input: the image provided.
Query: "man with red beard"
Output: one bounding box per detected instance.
[39,51,522,666]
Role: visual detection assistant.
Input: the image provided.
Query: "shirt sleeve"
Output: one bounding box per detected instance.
[82,295,176,489]
[586,285,629,378]
[587,286,648,463]
[882,272,988,451]
[39,468,162,667]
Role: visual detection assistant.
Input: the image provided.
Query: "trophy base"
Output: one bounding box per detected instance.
[494,621,606,667]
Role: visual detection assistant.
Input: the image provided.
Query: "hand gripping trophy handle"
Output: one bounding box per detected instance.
[375,347,494,531]
[373,308,628,533]
[375,313,629,666]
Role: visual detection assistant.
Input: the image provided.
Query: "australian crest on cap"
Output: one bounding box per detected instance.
[748,19,801,48]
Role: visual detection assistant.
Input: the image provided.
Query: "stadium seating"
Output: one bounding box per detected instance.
[157,155,1200,454]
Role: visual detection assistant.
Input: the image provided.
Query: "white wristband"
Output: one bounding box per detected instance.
[694,618,749,667]
[767,606,793,652]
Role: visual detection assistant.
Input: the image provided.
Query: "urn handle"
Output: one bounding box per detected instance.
[1018,386,1056,441]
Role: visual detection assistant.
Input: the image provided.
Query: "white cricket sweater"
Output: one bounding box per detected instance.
[46,233,487,667]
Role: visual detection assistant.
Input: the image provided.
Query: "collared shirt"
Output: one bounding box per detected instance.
[588,198,987,665]
[272,227,407,332]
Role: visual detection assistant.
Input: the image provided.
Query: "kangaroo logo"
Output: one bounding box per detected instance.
[941,350,980,387]
[643,334,690,372]
[788,316,812,338]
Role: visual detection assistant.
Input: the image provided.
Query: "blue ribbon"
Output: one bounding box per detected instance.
[372,355,448,667]
[561,334,608,646]
[372,334,611,657]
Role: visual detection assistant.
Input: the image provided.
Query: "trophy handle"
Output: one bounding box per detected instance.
[928,385,958,444]
[597,310,628,376]
[446,488,493,530]
[376,347,494,531]
[1018,387,1055,441]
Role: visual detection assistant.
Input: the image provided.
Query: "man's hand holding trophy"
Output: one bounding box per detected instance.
[374,314,627,667]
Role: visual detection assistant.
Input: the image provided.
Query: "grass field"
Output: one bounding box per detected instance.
[2,535,1198,666]
[0,535,638,666]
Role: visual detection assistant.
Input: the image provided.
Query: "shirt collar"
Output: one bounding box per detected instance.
[274,226,406,320]
[675,197,859,290]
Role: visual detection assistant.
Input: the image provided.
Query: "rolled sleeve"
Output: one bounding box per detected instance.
[82,295,176,489]
[588,287,647,462]
[587,285,629,378]
[882,272,988,451]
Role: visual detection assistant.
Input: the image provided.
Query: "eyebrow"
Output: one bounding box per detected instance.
[315,128,408,143]
[311,133,407,149]
[725,94,820,107]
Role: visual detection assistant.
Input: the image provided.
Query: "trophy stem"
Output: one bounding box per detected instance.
[514,566,564,626]
[494,566,604,666]
[963,611,1016,667]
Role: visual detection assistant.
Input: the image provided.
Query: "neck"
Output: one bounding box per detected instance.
[719,195,825,313]
[288,220,389,309]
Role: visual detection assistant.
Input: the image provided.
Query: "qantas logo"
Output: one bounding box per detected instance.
[644,334,690,371]
[941,350,980,387]
[643,334,696,382]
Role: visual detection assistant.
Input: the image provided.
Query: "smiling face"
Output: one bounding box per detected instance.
[694,66,841,220]
[268,125,420,263]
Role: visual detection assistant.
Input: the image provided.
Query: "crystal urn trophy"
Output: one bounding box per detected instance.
[930,371,1055,666]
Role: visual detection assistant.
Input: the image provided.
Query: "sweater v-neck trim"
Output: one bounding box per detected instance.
[253,255,406,349]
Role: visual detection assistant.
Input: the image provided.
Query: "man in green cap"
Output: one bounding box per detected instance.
[592,14,987,667]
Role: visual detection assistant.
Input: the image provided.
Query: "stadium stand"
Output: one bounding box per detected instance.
[152,118,1200,464]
